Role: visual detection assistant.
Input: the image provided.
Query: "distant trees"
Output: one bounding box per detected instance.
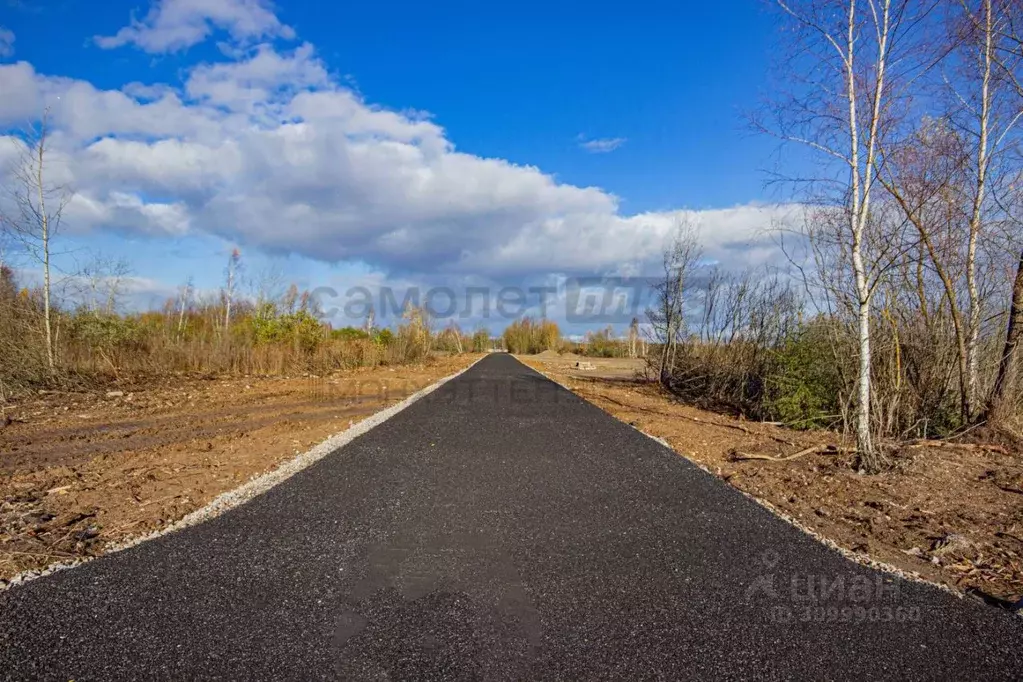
[471,326,491,352]
[73,254,133,314]
[503,318,560,354]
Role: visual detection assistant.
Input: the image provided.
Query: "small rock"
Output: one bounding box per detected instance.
[106,391,124,398]
[904,546,924,557]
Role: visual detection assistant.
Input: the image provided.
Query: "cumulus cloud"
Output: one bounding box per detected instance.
[1,15,794,291]
[578,135,626,153]
[95,0,294,53]
[0,27,14,58]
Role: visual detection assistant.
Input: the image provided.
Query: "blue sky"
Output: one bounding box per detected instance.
[0,0,798,331]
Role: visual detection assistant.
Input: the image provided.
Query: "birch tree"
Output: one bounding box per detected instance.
[176,276,194,336]
[983,0,1023,427]
[949,0,1023,419]
[222,248,241,333]
[766,0,936,469]
[0,112,70,372]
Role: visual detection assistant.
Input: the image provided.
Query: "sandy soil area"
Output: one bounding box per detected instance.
[0,354,481,586]
[522,352,1023,607]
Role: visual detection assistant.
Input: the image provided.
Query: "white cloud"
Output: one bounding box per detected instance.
[0,23,793,287]
[578,136,626,153]
[0,27,14,58]
[96,0,295,53]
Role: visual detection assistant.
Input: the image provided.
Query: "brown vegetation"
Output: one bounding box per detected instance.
[0,263,456,400]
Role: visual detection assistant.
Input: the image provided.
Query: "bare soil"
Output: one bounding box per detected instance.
[0,354,481,586]
[522,353,1023,606]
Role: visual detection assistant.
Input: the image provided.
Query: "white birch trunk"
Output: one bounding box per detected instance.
[965,0,993,421]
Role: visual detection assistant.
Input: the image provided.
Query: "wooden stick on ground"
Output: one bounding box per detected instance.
[730,444,849,463]
[731,445,820,462]
[905,440,1010,455]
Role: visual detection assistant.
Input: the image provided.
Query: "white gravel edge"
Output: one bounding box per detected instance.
[1,357,484,592]
[521,359,970,601]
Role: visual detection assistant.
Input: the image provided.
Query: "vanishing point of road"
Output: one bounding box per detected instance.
[2,354,1022,680]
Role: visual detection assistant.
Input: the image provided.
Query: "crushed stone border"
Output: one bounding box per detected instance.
[2,356,484,592]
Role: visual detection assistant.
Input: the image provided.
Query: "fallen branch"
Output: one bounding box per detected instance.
[731,444,848,463]
[905,439,1010,456]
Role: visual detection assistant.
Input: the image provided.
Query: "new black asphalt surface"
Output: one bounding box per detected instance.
[2,354,1022,680]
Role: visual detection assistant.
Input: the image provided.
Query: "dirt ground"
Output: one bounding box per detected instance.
[522,353,1023,608]
[0,354,481,586]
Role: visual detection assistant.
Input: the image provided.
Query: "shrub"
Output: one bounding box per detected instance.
[390,305,432,363]
[581,326,628,358]
[764,322,844,428]
[331,326,371,341]
[68,311,146,350]
[373,328,394,346]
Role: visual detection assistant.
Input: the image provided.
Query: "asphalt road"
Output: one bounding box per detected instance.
[2,354,1022,680]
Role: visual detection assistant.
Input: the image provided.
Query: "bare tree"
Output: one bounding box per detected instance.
[282,283,299,315]
[877,119,977,419]
[948,0,1023,419]
[0,111,71,372]
[249,263,286,309]
[979,0,1023,428]
[72,253,132,313]
[649,220,702,385]
[628,316,640,358]
[176,276,194,336]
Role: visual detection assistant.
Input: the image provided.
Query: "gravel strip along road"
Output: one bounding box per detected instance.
[1,354,1022,680]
